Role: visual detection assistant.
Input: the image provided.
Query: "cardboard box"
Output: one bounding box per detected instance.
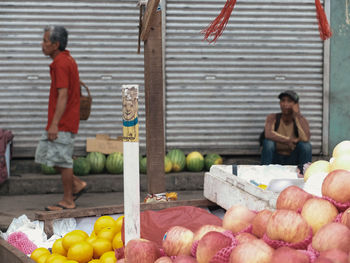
[86,134,123,154]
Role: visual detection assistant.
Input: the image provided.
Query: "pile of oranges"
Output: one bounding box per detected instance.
[30,215,124,263]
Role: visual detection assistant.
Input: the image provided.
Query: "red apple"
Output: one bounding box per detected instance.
[235,232,257,245]
[196,231,232,263]
[266,209,310,244]
[319,249,348,263]
[341,207,350,228]
[222,205,256,233]
[162,226,194,256]
[193,224,226,243]
[229,239,274,263]
[312,222,350,253]
[251,209,273,238]
[270,247,310,263]
[155,256,173,263]
[301,197,339,234]
[322,169,350,203]
[173,255,198,262]
[118,259,125,263]
[276,185,313,212]
[125,238,160,263]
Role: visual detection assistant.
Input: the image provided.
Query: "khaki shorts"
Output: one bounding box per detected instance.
[35,131,75,169]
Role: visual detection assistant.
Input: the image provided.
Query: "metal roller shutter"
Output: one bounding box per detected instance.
[165,0,327,154]
[0,0,146,157]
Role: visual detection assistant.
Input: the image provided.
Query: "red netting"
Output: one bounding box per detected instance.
[307,243,320,259]
[262,228,313,250]
[7,232,37,255]
[315,0,332,40]
[202,0,237,43]
[322,195,350,212]
[299,249,318,263]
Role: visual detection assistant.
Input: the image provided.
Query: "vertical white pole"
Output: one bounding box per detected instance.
[122,85,140,244]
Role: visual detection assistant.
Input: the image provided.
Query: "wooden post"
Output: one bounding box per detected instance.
[144,8,165,194]
[122,85,140,243]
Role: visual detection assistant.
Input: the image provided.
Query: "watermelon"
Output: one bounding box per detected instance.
[204,153,223,171]
[106,152,123,174]
[164,156,172,173]
[86,152,106,174]
[166,149,186,172]
[186,151,204,172]
[41,164,58,175]
[73,157,91,176]
[140,156,147,174]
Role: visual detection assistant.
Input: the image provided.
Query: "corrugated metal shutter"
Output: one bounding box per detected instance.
[165,0,325,154]
[0,1,146,157]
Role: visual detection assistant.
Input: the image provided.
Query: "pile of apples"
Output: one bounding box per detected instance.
[122,140,350,263]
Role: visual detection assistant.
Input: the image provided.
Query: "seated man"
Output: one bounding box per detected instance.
[260,90,312,173]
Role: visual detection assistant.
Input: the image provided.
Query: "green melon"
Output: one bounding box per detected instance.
[106,152,123,174]
[73,157,91,176]
[166,149,186,172]
[164,156,172,173]
[186,151,204,172]
[204,153,223,171]
[86,152,106,174]
[41,164,58,175]
[140,156,147,174]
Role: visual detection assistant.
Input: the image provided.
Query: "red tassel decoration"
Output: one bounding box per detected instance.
[202,0,237,43]
[315,0,332,40]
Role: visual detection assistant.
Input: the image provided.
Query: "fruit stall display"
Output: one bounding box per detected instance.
[42,149,224,176]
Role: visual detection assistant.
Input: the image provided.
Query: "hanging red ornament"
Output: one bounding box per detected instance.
[202,0,237,43]
[314,0,332,40]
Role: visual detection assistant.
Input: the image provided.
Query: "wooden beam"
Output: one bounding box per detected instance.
[144,10,165,194]
[140,0,160,41]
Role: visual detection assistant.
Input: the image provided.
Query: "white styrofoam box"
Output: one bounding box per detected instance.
[5,142,11,178]
[204,165,279,211]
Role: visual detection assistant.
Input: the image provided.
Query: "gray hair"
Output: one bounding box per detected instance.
[44,25,68,51]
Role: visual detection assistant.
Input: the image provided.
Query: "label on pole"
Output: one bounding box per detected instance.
[122,85,139,142]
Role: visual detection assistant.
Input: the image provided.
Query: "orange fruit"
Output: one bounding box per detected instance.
[115,216,124,233]
[67,240,93,263]
[65,260,79,263]
[52,238,67,256]
[86,236,98,244]
[100,251,116,263]
[91,238,113,259]
[90,231,97,238]
[62,231,87,251]
[94,216,117,235]
[97,227,116,242]
[88,260,101,263]
[36,253,50,263]
[70,229,89,239]
[45,253,66,263]
[30,247,50,262]
[112,232,123,250]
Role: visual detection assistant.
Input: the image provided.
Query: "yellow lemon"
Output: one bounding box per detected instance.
[115,215,124,233]
[94,216,117,235]
[67,241,93,263]
[332,140,350,158]
[88,260,101,263]
[112,232,123,250]
[65,261,79,263]
[304,160,330,181]
[86,236,98,244]
[91,238,113,259]
[70,229,89,239]
[330,155,350,172]
[52,238,67,256]
[62,231,87,251]
[36,253,50,263]
[30,247,51,262]
[97,227,116,242]
[90,231,97,238]
[45,253,66,263]
[100,251,116,263]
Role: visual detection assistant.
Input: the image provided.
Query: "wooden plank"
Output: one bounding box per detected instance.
[140,0,161,41]
[0,239,35,263]
[144,10,165,194]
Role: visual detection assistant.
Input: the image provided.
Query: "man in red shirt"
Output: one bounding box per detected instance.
[35,26,86,211]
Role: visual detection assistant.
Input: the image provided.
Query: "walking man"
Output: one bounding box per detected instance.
[35,26,86,211]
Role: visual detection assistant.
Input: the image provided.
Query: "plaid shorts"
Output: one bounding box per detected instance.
[35,131,75,169]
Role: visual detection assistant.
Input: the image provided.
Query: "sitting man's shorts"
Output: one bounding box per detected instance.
[35,131,75,169]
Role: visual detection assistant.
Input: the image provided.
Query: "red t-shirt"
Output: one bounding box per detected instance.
[46,50,80,134]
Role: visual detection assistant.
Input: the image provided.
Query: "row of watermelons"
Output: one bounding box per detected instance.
[139,149,223,174]
[41,149,223,176]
